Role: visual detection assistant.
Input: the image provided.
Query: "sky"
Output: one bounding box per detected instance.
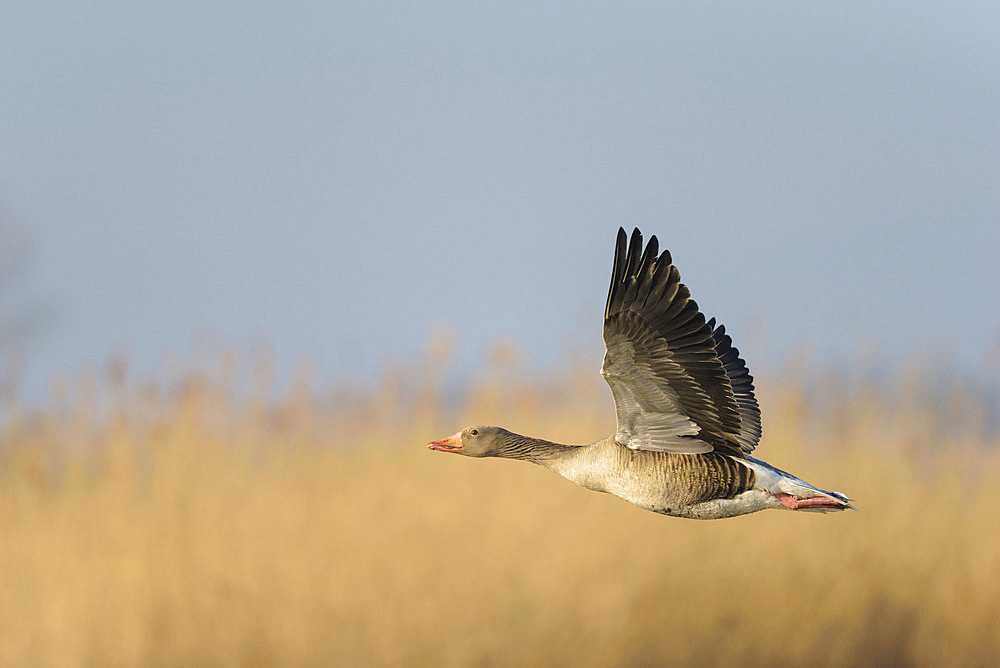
[1,2,999,400]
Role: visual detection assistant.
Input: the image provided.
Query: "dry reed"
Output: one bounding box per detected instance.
[0,346,997,667]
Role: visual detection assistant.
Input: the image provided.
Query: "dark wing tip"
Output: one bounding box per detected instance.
[607,228,630,317]
[637,234,659,279]
[624,228,643,280]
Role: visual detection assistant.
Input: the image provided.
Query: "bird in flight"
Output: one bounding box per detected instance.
[428,228,852,519]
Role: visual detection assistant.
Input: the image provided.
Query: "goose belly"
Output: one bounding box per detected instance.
[548,448,777,519]
[672,489,783,519]
[605,483,781,519]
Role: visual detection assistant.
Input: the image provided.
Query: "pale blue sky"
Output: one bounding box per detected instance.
[2,2,999,398]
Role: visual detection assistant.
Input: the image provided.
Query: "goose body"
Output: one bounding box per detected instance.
[428,228,852,519]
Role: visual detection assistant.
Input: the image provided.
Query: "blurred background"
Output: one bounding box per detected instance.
[1,2,998,666]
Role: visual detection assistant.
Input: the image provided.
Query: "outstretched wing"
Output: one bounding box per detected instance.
[601,228,757,458]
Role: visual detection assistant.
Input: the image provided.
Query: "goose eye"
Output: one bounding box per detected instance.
[470,429,479,436]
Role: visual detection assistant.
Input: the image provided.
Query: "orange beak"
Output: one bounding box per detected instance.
[427,431,463,453]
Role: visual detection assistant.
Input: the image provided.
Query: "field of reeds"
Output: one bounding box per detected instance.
[1,344,998,667]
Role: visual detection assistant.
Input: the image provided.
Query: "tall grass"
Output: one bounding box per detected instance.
[1,346,998,666]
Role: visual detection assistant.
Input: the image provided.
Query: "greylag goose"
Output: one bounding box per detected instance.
[428,228,852,519]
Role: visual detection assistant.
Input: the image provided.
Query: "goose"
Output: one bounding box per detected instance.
[428,228,852,519]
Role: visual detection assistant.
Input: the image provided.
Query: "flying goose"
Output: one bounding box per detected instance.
[428,228,852,519]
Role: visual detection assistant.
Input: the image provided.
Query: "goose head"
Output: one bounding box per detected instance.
[427,426,507,458]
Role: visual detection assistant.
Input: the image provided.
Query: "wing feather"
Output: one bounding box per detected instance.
[602,227,758,457]
[707,318,762,452]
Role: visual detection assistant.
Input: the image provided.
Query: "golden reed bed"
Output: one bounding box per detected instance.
[1,349,997,666]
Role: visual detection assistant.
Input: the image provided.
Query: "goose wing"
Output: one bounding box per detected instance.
[601,228,757,458]
[707,317,762,454]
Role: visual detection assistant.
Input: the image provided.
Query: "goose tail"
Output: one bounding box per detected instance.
[744,457,856,513]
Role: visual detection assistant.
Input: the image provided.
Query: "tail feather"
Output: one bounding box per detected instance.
[744,457,856,512]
